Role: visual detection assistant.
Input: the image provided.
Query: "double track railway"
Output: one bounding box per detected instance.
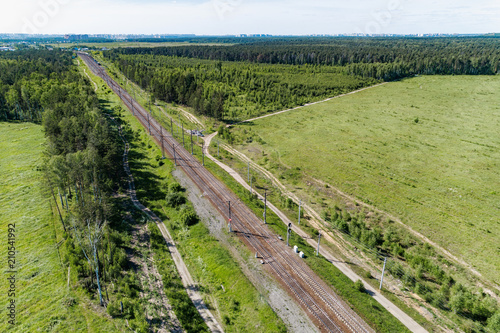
[78,52,374,333]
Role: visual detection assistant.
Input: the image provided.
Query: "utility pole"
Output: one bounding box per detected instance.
[182,123,185,147]
[228,201,232,232]
[248,161,250,182]
[160,127,165,159]
[298,200,301,225]
[173,144,177,167]
[316,232,321,256]
[250,177,252,195]
[190,130,193,155]
[379,257,387,290]
[147,113,151,135]
[202,150,205,166]
[217,140,220,158]
[287,223,292,247]
[264,190,267,224]
[170,118,173,136]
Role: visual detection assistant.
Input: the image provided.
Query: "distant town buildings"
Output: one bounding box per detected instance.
[64,34,89,40]
[0,32,494,41]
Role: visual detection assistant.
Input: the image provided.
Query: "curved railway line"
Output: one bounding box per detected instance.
[78,52,374,333]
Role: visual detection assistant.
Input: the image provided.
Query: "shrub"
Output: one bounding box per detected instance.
[487,311,500,333]
[166,192,186,207]
[180,209,199,226]
[354,279,365,292]
[168,182,183,193]
[107,300,122,317]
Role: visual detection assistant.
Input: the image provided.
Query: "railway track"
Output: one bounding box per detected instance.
[78,52,374,333]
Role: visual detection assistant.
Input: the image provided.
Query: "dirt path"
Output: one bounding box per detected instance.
[177,106,205,129]
[234,82,387,125]
[115,119,224,333]
[203,132,427,333]
[127,215,183,332]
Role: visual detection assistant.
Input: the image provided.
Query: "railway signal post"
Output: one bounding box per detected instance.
[160,127,165,159]
[287,223,292,247]
[228,201,232,232]
[316,232,321,256]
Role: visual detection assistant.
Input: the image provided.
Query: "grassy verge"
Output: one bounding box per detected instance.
[0,122,125,332]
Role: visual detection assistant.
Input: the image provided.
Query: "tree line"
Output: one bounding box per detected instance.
[0,50,152,330]
[108,37,500,81]
[104,53,378,121]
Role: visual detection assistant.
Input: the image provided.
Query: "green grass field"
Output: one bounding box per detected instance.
[232,75,500,285]
[0,122,124,332]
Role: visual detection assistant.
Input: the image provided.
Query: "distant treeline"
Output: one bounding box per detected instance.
[108,37,500,81]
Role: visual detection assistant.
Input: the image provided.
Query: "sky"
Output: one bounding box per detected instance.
[1,0,499,35]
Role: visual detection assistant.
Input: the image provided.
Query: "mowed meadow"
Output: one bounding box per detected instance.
[237,75,500,284]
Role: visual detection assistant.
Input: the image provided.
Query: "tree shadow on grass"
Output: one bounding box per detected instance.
[126,148,165,202]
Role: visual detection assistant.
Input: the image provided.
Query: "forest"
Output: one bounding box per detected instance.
[0,50,151,331]
[108,37,500,78]
[103,53,378,121]
[103,37,499,121]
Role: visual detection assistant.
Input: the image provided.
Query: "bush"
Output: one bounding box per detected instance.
[321,210,331,221]
[169,182,183,193]
[354,279,365,292]
[487,311,500,333]
[166,192,186,207]
[180,209,199,226]
[107,300,122,317]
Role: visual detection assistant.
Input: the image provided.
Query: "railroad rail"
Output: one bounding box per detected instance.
[78,52,374,333]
